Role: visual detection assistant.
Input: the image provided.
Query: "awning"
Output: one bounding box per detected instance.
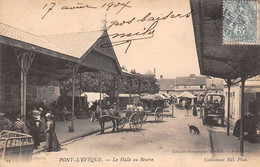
[119,94,140,98]
[67,91,109,101]
[140,94,164,101]
[0,23,122,75]
[85,92,109,102]
[178,91,196,98]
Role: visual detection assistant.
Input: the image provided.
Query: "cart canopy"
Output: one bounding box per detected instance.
[178,91,196,98]
[140,94,164,101]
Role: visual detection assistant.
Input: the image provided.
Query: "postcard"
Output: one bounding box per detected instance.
[0,0,259,167]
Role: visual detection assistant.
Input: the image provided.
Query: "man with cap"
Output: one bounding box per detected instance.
[0,111,12,132]
[13,114,27,133]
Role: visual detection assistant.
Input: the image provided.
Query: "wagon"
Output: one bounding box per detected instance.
[202,93,225,126]
[118,105,143,131]
[140,94,166,122]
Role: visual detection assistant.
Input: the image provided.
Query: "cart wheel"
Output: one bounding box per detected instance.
[142,112,148,121]
[129,113,143,131]
[155,107,163,121]
[119,117,127,130]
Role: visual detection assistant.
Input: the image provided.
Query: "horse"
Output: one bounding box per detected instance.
[90,108,120,134]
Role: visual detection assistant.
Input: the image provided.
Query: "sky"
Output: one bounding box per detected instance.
[0,0,200,79]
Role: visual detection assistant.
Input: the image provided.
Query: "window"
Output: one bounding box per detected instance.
[49,86,55,94]
[200,85,203,89]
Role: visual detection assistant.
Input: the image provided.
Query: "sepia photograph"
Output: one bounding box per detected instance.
[0,0,260,166]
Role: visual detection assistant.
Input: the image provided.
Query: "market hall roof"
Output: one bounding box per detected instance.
[189,0,260,79]
[0,23,122,74]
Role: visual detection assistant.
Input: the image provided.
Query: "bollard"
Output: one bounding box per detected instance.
[172,104,174,118]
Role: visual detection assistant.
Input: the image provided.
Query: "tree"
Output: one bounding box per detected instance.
[59,68,159,98]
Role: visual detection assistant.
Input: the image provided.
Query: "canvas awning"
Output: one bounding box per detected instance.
[178,91,196,98]
[119,94,140,98]
[140,94,164,101]
[67,90,109,101]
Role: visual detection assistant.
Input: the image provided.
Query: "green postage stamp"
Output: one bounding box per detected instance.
[223,0,260,45]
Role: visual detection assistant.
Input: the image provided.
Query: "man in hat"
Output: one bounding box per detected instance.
[13,114,27,133]
[0,111,12,132]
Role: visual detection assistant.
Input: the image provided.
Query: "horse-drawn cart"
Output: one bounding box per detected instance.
[118,105,143,131]
[91,106,143,133]
[140,95,166,122]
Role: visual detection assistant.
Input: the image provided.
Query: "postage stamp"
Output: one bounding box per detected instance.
[223,0,259,45]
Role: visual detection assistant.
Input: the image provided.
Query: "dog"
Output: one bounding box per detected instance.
[188,124,200,134]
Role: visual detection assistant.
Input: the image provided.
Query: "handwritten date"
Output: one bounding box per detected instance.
[101,1,131,14]
[41,1,131,20]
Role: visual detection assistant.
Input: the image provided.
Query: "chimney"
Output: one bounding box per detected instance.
[189,74,195,78]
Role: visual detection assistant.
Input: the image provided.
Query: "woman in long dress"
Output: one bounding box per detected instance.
[44,113,60,152]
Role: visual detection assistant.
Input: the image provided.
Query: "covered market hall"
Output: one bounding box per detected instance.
[0,22,122,132]
[190,0,260,156]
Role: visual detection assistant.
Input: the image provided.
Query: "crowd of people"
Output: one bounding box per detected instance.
[0,108,60,152]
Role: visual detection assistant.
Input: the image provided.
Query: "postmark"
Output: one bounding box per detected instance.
[223,0,258,45]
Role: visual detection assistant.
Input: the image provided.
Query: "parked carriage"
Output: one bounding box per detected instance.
[202,93,225,126]
[139,95,166,122]
[118,104,143,131]
[91,103,143,133]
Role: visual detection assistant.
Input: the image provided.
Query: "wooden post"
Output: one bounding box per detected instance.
[227,79,231,136]
[117,75,120,108]
[138,79,141,97]
[114,74,118,108]
[23,68,27,122]
[79,72,81,106]
[240,77,246,156]
[20,55,24,121]
[71,66,75,132]
[17,52,34,123]
[129,77,132,104]
[70,64,79,132]
[99,71,102,112]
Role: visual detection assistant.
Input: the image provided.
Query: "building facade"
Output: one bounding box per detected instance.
[223,76,260,129]
[158,74,224,95]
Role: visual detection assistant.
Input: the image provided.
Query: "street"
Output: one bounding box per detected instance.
[1,107,258,167]
[29,107,213,167]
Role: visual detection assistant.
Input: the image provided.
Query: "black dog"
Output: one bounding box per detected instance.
[188,124,200,134]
